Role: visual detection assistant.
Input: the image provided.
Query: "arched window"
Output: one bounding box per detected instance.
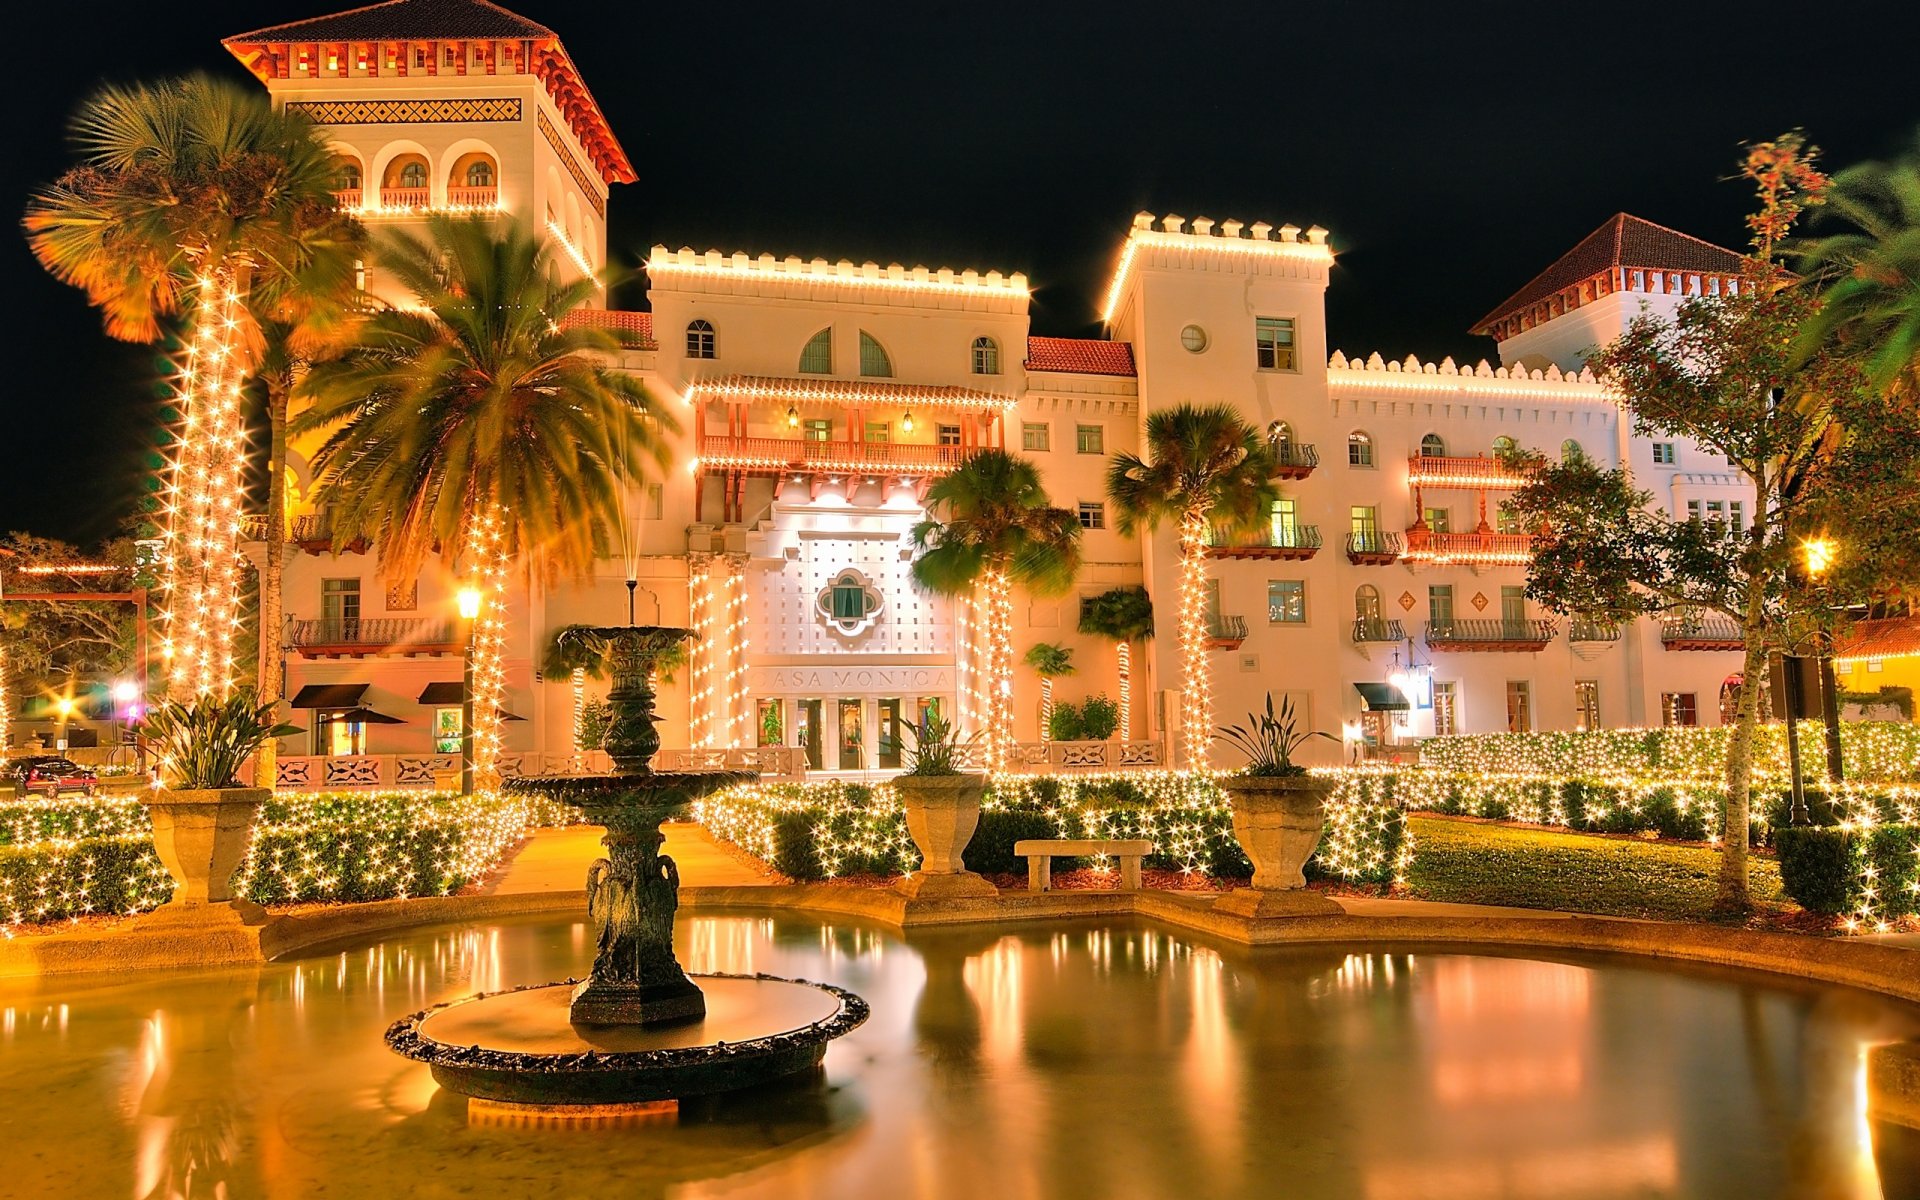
[1562,438,1585,461]
[465,160,494,188]
[799,328,832,374]
[1493,435,1518,455]
[686,319,715,360]
[859,331,893,378]
[971,336,1000,375]
[1267,420,1293,448]
[1347,431,1374,468]
[1420,433,1447,458]
[1354,585,1382,622]
[400,160,427,189]
[334,161,362,192]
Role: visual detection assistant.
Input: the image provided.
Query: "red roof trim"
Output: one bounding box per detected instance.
[561,308,653,347]
[1470,213,1744,336]
[1023,336,1136,377]
[1835,616,1920,663]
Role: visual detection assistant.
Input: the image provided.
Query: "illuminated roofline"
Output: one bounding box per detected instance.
[648,246,1028,297]
[1329,350,1610,401]
[1101,212,1333,324]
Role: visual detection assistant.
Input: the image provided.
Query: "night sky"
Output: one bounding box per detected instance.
[5,0,1917,545]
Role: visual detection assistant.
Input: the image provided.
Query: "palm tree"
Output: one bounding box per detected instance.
[26,74,358,704]
[911,449,1082,769]
[542,625,611,771]
[296,215,672,784]
[1107,403,1280,769]
[1023,642,1075,742]
[1077,586,1154,741]
[1796,135,1920,402]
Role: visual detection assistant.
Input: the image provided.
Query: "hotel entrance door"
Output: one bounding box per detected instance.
[796,700,823,769]
[838,699,865,770]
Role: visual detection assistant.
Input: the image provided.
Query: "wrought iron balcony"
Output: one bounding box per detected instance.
[1345,530,1404,565]
[290,618,459,658]
[699,434,970,475]
[1207,524,1322,561]
[1406,454,1537,490]
[1661,616,1744,651]
[1401,528,1533,566]
[1569,618,1623,643]
[1206,614,1248,649]
[1424,618,1557,652]
[1269,441,1320,480]
[1352,618,1407,644]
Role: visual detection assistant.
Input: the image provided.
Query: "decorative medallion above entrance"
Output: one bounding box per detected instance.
[817,569,885,637]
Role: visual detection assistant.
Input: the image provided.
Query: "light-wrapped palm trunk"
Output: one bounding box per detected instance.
[1177,511,1214,769]
[254,377,290,789]
[1116,640,1132,741]
[981,565,1015,771]
[570,667,586,772]
[161,271,253,701]
[1039,676,1055,743]
[465,508,511,789]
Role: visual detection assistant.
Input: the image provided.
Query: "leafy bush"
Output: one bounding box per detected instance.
[1080,695,1119,741]
[963,810,1058,874]
[0,836,172,926]
[1774,826,1859,914]
[1048,701,1085,742]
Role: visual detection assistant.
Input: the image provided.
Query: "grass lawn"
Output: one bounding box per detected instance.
[1406,815,1786,922]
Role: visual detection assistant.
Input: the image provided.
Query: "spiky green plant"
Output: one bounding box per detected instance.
[140,689,301,789]
[1216,694,1335,778]
[902,711,972,777]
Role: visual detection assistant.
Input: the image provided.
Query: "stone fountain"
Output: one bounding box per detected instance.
[385,626,867,1106]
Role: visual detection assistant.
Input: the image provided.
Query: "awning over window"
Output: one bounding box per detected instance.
[290,683,368,709]
[417,682,463,706]
[1353,682,1409,712]
[336,706,405,725]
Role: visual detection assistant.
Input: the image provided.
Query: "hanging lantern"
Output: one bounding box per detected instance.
[902,409,915,434]
[787,405,800,429]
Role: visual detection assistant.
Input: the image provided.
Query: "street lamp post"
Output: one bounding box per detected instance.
[457,586,482,796]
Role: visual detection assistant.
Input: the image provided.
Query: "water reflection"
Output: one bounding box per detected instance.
[0,914,1913,1199]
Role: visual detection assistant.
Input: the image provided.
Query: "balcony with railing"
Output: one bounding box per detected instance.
[1206,614,1248,649]
[1269,441,1320,480]
[1346,530,1404,565]
[1569,618,1623,643]
[290,618,459,658]
[1401,527,1533,566]
[698,433,971,475]
[1424,618,1557,652]
[377,186,432,210]
[1207,524,1322,561]
[1352,618,1407,644]
[332,188,363,210]
[1406,454,1536,491]
[446,185,500,209]
[1660,616,1744,651]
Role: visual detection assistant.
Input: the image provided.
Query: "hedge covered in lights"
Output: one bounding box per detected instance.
[0,791,573,931]
[690,771,1412,887]
[1418,722,1920,783]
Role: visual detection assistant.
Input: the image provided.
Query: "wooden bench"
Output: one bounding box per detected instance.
[1014,838,1155,893]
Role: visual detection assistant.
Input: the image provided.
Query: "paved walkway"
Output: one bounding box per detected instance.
[484,823,775,895]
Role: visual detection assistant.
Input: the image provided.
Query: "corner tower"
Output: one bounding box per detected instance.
[225,0,633,299]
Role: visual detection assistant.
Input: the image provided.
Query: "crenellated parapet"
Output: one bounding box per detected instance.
[645,246,1029,313]
[1327,350,1609,401]
[1102,211,1333,322]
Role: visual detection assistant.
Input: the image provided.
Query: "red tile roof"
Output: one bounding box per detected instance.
[225,0,552,42]
[1023,336,1136,377]
[1471,213,1745,335]
[1835,616,1920,663]
[560,308,653,347]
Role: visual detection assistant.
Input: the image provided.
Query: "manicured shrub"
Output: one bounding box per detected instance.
[0,836,172,925]
[1048,702,1085,742]
[1079,695,1120,741]
[963,810,1058,875]
[1774,826,1859,915]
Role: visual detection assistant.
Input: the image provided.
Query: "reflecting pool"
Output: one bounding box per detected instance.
[3,912,1917,1199]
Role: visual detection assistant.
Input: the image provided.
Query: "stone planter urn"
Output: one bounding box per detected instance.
[894,773,998,899]
[140,787,270,927]
[1214,775,1341,918]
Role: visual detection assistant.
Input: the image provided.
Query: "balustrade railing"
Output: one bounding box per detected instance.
[446,185,500,208]
[377,186,432,209]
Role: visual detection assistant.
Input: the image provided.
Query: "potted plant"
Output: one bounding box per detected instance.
[137,689,299,925]
[1213,694,1341,918]
[892,711,997,899]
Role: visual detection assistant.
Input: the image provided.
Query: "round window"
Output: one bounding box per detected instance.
[1180,325,1208,353]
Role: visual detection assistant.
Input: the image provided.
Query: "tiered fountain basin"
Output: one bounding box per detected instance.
[384,626,868,1107]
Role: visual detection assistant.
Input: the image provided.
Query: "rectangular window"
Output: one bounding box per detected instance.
[1270,497,1299,545]
[1424,507,1451,533]
[1706,500,1725,525]
[1653,442,1677,465]
[1022,422,1051,452]
[832,584,867,620]
[321,578,361,629]
[647,483,664,520]
[1500,585,1527,626]
[1686,500,1701,522]
[1574,680,1600,732]
[1255,317,1298,372]
[1730,502,1745,533]
[803,418,832,443]
[1432,681,1458,736]
[865,421,891,443]
[1076,424,1105,454]
[1350,505,1378,538]
[937,423,962,447]
[1348,435,1374,467]
[1267,580,1306,624]
[1077,502,1106,530]
[1429,585,1455,629]
[1662,692,1699,727]
[433,708,463,755]
[1506,681,1534,733]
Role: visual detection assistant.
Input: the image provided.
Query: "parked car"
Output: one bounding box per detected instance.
[7,756,97,798]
